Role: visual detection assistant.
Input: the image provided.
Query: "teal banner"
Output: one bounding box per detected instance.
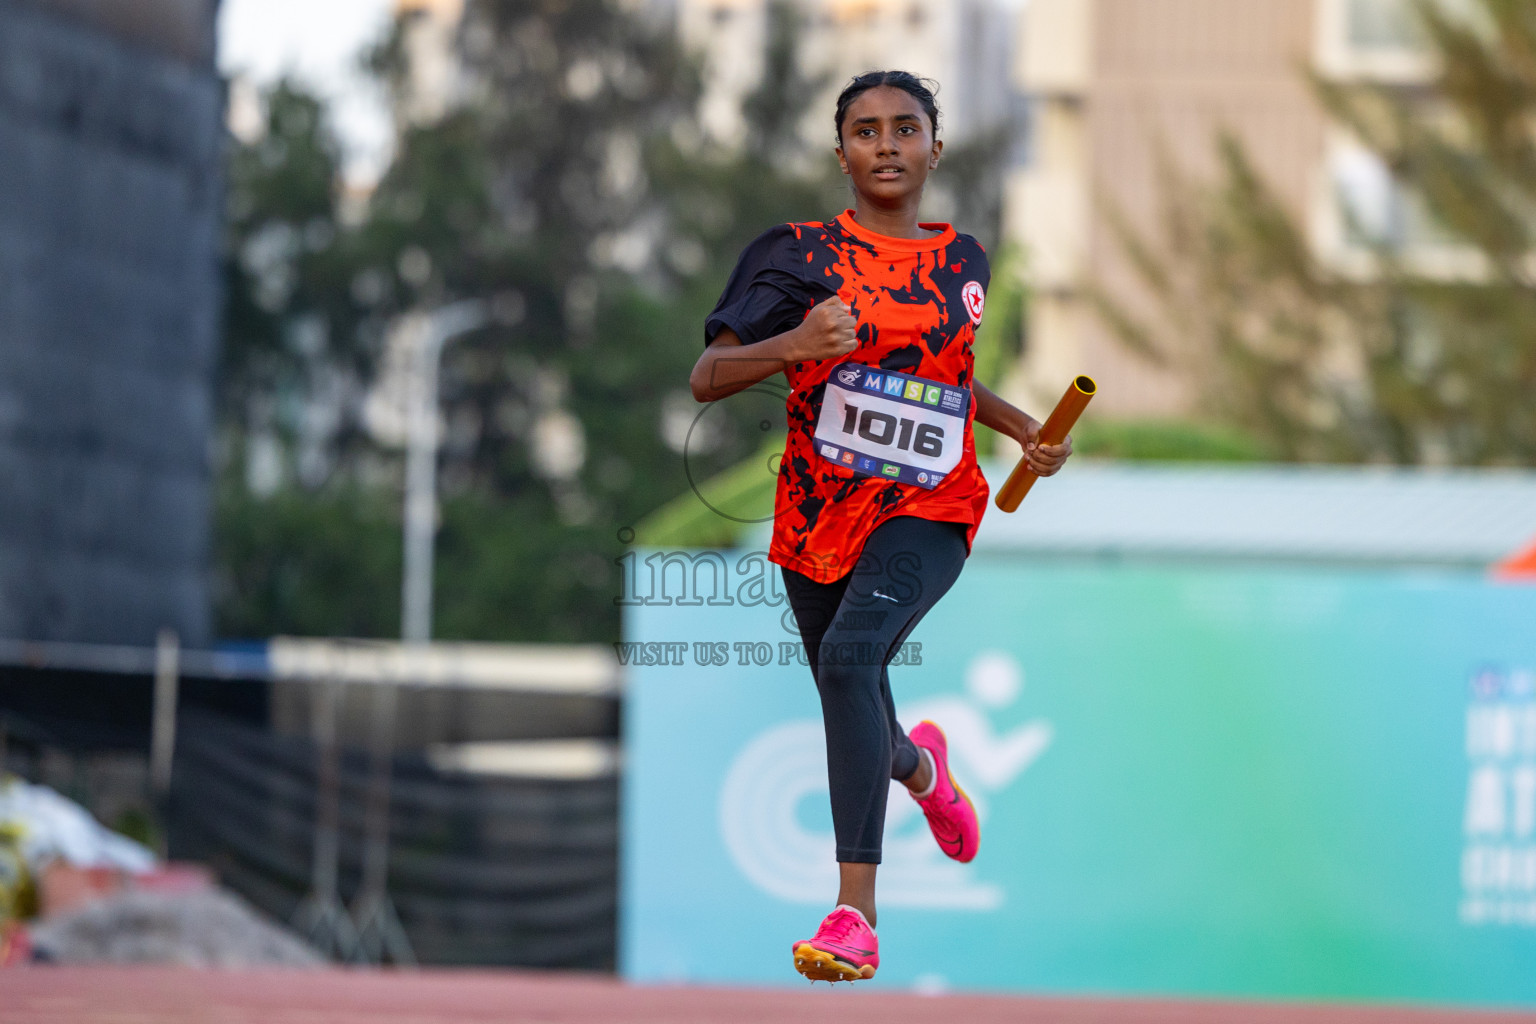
[620,551,1536,1005]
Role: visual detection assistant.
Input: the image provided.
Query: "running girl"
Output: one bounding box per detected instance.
[690,70,1072,983]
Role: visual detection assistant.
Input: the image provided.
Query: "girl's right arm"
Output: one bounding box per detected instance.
[691,296,858,403]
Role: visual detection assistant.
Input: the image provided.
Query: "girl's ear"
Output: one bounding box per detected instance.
[835,145,850,175]
[929,138,943,170]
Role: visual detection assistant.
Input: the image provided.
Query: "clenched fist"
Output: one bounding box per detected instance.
[788,295,858,363]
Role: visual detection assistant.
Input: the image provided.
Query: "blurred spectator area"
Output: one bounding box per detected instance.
[0,0,223,646]
[0,639,621,968]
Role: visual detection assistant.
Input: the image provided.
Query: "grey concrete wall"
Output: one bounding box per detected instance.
[0,1,223,645]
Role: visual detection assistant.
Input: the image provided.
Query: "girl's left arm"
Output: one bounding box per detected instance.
[973,381,1072,477]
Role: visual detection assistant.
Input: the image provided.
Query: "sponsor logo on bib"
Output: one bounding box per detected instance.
[962,281,985,325]
[836,365,862,386]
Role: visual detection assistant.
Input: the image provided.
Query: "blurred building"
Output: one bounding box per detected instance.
[388,0,1018,150]
[391,0,468,128]
[1005,0,1440,419]
[0,0,224,645]
[678,0,1019,150]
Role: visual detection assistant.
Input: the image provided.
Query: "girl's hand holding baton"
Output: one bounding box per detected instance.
[995,375,1096,512]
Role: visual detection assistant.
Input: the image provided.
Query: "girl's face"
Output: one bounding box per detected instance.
[835,86,942,204]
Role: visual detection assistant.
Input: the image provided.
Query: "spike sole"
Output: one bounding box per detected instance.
[791,943,876,982]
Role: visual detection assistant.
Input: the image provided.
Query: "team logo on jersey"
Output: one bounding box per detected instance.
[962,281,985,325]
[837,365,862,386]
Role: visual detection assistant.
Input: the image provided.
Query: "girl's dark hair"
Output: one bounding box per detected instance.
[834,70,941,145]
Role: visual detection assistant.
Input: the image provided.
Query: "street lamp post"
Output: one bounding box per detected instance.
[351,299,487,966]
[402,299,489,645]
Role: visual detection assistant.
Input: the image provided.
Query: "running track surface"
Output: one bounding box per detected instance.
[2,968,1534,1024]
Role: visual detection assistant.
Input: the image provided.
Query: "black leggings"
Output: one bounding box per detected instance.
[781,515,969,863]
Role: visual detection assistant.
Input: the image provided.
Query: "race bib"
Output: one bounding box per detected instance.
[812,364,970,489]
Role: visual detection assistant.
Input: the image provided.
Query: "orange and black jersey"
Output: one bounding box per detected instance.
[706,210,991,583]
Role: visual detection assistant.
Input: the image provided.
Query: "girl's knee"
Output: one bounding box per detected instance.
[814,647,884,693]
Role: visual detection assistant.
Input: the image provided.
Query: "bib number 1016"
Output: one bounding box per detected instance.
[839,404,944,457]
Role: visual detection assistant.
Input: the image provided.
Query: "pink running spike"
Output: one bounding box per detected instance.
[790,905,878,982]
[909,720,981,863]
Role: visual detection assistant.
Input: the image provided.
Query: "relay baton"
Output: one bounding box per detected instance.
[994,374,1097,512]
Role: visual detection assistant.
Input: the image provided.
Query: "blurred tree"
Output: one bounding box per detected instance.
[1095,0,1536,465]
[362,0,835,641]
[928,127,1014,256]
[215,0,861,641]
[214,82,404,638]
[214,481,402,638]
[742,0,832,171]
[219,81,375,492]
[1067,418,1271,462]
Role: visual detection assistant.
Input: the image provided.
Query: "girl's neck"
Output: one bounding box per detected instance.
[849,196,935,240]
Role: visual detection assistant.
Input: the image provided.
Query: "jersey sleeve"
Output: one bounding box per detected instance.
[962,233,992,291]
[704,225,810,347]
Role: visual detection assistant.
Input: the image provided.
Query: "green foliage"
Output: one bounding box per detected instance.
[212,1,861,642]
[112,808,162,853]
[1096,0,1536,466]
[1069,419,1271,462]
[216,475,643,642]
[433,492,618,642]
[221,82,380,486]
[633,438,780,549]
[742,0,832,168]
[213,483,402,639]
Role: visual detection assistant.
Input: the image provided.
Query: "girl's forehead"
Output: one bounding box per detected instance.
[844,86,928,122]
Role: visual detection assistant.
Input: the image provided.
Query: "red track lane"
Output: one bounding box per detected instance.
[1,968,1533,1024]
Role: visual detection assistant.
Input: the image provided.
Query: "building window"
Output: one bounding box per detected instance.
[1331,140,1456,252]
[1317,0,1442,82]
[1345,0,1420,52]
[1007,94,1034,170]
